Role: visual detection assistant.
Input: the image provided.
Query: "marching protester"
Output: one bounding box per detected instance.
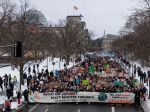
[9,82,14,97]
[133,87,140,106]
[23,89,29,102]
[4,99,11,112]
[6,87,12,100]
[140,84,147,101]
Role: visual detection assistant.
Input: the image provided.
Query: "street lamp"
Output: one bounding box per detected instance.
[148,56,150,99]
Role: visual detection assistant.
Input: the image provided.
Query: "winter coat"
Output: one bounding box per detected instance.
[0,77,3,85]
[17,91,21,99]
[6,88,12,97]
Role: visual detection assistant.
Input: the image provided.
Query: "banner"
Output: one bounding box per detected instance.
[29,92,135,104]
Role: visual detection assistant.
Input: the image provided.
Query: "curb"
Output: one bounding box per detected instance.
[140,105,145,112]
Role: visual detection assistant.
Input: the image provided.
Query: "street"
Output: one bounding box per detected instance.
[28,104,142,112]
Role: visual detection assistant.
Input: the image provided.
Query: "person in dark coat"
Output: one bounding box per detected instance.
[8,74,11,85]
[134,64,136,76]
[3,74,8,88]
[37,73,41,80]
[9,82,14,97]
[23,73,27,79]
[140,86,147,101]
[33,68,36,75]
[33,64,35,70]
[27,75,32,88]
[28,66,31,74]
[37,64,39,70]
[147,70,150,86]
[45,69,49,75]
[16,91,21,104]
[6,87,12,100]
[143,72,146,83]
[133,87,140,106]
[137,67,141,77]
[4,99,11,112]
[23,89,29,102]
[138,70,143,83]
[148,70,150,77]
[0,76,3,91]
[50,71,54,77]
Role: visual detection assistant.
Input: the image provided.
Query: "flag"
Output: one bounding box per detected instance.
[74,6,78,10]
[89,64,95,74]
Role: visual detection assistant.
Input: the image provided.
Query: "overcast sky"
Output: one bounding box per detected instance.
[16,0,139,38]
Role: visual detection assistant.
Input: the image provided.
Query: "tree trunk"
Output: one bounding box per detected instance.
[19,62,24,90]
[66,55,70,65]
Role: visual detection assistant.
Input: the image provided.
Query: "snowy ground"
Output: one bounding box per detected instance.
[116,57,150,98]
[0,57,76,109]
[133,61,150,98]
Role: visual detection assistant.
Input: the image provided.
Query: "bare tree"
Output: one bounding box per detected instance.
[113,2,150,62]
[49,18,90,65]
[0,0,49,87]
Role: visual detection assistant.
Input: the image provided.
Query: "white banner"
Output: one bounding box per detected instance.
[29,92,135,104]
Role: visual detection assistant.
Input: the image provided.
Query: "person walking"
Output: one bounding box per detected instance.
[140,85,147,101]
[147,70,150,86]
[28,66,31,74]
[133,87,140,106]
[4,99,11,112]
[37,64,39,71]
[134,64,136,76]
[3,74,8,88]
[6,87,11,100]
[9,82,14,97]
[23,89,29,102]
[16,90,21,104]
[27,75,32,88]
[8,74,11,85]
[13,76,17,87]
[0,76,3,91]
[143,72,146,83]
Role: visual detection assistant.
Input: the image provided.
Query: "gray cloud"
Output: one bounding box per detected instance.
[16,0,138,38]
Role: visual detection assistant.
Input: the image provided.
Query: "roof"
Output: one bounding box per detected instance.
[101,34,120,40]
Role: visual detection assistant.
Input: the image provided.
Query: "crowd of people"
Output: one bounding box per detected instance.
[24,56,148,105]
[0,54,149,108]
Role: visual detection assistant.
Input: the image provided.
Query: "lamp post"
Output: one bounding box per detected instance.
[148,56,150,99]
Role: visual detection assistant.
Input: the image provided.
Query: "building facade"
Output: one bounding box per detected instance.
[102,34,120,51]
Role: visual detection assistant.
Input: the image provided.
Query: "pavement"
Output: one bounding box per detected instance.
[141,99,150,112]
[28,104,142,112]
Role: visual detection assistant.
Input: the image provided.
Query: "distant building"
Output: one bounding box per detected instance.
[102,34,120,51]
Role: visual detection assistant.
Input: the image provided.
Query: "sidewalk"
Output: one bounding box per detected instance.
[115,56,150,112]
[141,99,150,112]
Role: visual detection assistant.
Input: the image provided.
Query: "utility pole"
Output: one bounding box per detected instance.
[148,56,150,99]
